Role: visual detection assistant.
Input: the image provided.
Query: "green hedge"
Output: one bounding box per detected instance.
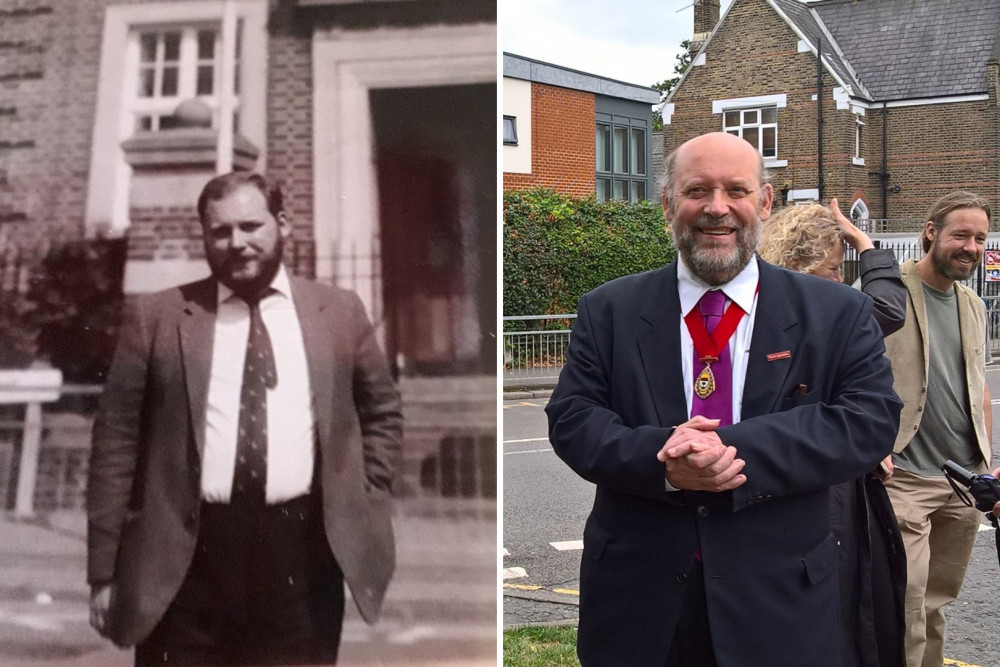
[503,189,675,320]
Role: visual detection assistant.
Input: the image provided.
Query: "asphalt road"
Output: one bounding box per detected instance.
[502,366,1000,667]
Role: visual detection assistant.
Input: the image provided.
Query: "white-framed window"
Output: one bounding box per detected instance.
[596,120,647,202]
[713,94,787,167]
[131,24,241,132]
[853,116,866,166]
[723,107,777,159]
[86,1,268,234]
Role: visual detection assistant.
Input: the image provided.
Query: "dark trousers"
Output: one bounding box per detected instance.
[666,558,718,667]
[136,495,345,666]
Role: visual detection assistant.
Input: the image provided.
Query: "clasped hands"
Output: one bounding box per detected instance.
[656,415,747,492]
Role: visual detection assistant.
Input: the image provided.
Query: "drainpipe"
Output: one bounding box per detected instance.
[817,36,824,201]
[881,103,888,219]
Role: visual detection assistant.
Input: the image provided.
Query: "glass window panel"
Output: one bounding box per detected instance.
[596,178,610,202]
[726,129,740,137]
[613,180,626,200]
[613,126,628,174]
[198,30,216,59]
[139,69,155,97]
[744,127,759,149]
[140,34,157,63]
[762,127,776,158]
[761,107,777,124]
[161,66,178,96]
[163,32,181,62]
[596,124,611,172]
[742,109,759,125]
[724,110,739,127]
[197,65,214,95]
[630,128,646,176]
[503,117,517,144]
[137,115,152,131]
[631,181,647,202]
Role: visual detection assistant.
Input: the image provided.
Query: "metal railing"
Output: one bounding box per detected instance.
[502,314,576,387]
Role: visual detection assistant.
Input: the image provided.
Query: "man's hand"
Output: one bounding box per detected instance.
[992,467,1000,518]
[89,583,113,637]
[873,455,894,481]
[656,416,746,491]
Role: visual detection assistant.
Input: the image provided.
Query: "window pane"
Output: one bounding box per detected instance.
[197,65,214,95]
[744,127,759,150]
[163,32,181,62]
[596,124,611,172]
[198,30,216,59]
[137,115,152,131]
[724,110,739,127]
[613,180,626,200]
[139,69,155,97]
[726,129,740,137]
[630,128,646,176]
[140,34,157,63]
[161,66,178,96]
[761,107,777,124]
[596,178,610,202]
[613,126,627,174]
[762,127,776,158]
[742,109,759,125]
[631,181,647,202]
[503,117,517,144]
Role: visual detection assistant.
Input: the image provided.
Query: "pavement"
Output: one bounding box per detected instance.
[0,500,497,666]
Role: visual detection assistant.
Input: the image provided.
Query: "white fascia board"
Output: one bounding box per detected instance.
[850,94,989,109]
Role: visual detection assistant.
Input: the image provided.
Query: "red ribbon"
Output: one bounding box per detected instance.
[683,292,749,363]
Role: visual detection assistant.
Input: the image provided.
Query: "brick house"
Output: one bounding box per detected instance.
[502,52,660,202]
[0,1,496,510]
[663,0,1000,225]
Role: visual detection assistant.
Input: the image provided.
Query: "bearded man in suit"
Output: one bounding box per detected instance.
[87,172,402,666]
[546,132,902,667]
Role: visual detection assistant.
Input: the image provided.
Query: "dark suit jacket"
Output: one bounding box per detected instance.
[545,259,902,667]
[86,277,403,647]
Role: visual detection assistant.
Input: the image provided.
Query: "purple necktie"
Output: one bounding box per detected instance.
[690,290,733,426]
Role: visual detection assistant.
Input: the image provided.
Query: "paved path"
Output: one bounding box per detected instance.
[0,503,496,666]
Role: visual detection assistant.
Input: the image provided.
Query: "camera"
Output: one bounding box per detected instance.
[941,460,1000,515]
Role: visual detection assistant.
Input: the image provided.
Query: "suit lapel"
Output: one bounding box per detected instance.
[178,280,217,459]
[290,278,334,449]
[636,265,688,427]
[741,262,797,418]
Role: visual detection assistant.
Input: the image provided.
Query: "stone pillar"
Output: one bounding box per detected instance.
[119,100,259,293]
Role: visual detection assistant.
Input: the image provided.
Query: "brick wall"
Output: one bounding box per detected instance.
[502,82,595,198]
[666,0,1000,224]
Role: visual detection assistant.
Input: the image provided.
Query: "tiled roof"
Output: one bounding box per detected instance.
[798,0,1000,101]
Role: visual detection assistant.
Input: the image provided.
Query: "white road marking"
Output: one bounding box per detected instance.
[503,448,552,456]
[503,437,549,444]
[503,567,527,580]
[502,548,510,557]
[550,540,584,551]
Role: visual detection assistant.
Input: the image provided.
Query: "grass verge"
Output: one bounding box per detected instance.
[503,625,579,667]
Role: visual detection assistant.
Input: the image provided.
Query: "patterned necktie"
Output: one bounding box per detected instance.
[231,294,277,507]
[690,290,733,426]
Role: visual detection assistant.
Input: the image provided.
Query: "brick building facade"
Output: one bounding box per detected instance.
[503,53,659,202]
[664,0,1000,224]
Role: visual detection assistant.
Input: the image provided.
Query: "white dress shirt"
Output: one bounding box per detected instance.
[677,255,760,424]
[201,266,316,503]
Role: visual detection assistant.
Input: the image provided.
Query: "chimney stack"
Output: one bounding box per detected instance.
[690,0,721,55]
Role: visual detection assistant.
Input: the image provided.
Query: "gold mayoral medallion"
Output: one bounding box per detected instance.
[694,357,717,399]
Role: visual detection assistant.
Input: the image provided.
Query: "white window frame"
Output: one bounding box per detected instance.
[86,1,268,234]
[713,94,788,167]
[853,116,866,166]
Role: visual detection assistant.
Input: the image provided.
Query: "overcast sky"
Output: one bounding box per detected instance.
[501,0,737,91]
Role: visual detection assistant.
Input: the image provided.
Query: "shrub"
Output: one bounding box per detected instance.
[503,189,675,320]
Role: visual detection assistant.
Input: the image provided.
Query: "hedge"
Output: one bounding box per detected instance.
[503,189,675,321]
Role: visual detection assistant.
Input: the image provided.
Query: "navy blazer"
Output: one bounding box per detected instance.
[546,259,902,667]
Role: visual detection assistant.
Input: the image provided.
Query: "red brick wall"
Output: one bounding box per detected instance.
[666,0,1000,223]
[503,82,595,198]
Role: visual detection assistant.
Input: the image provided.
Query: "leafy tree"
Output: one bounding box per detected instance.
[652,39,693,130]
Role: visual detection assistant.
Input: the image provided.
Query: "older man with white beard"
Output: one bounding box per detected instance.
[546,132,902,667]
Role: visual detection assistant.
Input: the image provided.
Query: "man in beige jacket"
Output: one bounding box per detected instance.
[882,191,993,667]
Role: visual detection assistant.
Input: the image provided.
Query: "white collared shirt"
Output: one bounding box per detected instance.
[677,255,760,423]
[201,266,316,503]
